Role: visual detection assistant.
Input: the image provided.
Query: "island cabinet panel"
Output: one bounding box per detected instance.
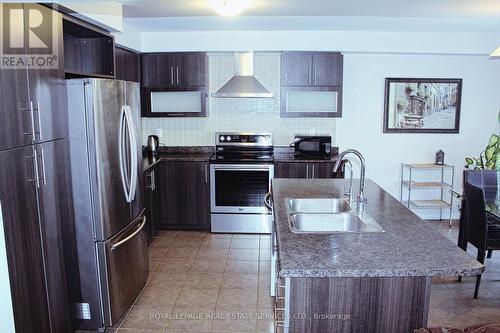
[274,162,337,179]
[156,161,210,230]
[287,276,431,333]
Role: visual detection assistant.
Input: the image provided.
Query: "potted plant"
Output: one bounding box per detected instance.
[465,111,500,170]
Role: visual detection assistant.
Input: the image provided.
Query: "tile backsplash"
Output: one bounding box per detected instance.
[141,52,337,146]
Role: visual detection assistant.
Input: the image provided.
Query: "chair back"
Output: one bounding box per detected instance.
[463,182,488,251]
[464,170,498,188]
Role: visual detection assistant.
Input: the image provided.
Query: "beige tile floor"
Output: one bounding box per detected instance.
[109,221,500,333]
[112,231,274,333]
[426,220,500,329]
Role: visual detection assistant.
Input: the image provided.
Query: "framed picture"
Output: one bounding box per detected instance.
[383,78,462,133]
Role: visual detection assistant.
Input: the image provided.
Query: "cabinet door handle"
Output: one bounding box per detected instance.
[307,67,311,85]
[205,164,208,183]
[29,101,36,142]
[176,67,179,85]
[170,66,174,85]
[36,101,42,140]
[313,68,317,85]
[25,151,39,187]
[38,148,47,187]
[147,170,155,191]
[152,170,155,191]
[306,164,309,179]
[312,165,315,178]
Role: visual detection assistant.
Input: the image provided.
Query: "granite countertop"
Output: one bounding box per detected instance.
[143,146,214,171]
[271,178,484,278]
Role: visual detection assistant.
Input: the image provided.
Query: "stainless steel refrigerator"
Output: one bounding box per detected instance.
[67,78,148,331]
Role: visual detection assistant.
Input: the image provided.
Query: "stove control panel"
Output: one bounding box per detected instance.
[215,132,272,146]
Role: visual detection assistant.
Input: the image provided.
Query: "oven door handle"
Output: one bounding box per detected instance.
[211,164,273,171]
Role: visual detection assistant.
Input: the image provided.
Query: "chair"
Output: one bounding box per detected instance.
[462,170,499,258]
[464,170,498,188]
[463,182,500,298]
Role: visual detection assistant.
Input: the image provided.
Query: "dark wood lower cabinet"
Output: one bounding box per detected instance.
[156,161,210,230]
[0,139,76,333]
[274,162,337,179]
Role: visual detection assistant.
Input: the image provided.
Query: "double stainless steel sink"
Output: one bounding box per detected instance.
[286,198,384,234]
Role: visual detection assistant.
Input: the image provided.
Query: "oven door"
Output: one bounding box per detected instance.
[210,164,274,214]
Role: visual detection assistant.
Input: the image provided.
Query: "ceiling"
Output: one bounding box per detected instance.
[121,0,500,18]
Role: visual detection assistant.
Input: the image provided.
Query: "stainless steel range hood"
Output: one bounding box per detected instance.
[212,52,273,98]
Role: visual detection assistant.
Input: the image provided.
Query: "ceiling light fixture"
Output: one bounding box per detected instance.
[207,0,251,17]
[490,46,500,57]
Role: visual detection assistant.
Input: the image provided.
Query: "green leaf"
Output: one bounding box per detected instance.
[465,157,474,165]
[487,134,498,148]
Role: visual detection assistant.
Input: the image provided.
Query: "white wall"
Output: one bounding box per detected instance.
[338,53,500,218]
[113,23,142,51]
[59,1,123,32]
[140,30,500,55]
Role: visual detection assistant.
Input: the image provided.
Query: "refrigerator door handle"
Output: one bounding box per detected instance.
[118,106,131,202]
[123,105,138,202]
[111,216,146,251]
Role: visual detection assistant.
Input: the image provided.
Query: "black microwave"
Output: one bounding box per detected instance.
[293,135,332,159]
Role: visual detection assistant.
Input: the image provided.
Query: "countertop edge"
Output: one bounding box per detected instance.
[278,266,485,278]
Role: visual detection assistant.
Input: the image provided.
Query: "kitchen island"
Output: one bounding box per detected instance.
[270,178,483,333]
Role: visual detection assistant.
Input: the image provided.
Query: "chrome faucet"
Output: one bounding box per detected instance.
[333,149,367,213]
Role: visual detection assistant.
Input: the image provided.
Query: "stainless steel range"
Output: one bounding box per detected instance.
[210,132,274,233]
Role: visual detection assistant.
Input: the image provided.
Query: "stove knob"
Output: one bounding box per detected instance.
[219,136,225,141]
[226,136,232,141]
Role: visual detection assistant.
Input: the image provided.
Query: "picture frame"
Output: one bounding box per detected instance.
[383,78,462,133]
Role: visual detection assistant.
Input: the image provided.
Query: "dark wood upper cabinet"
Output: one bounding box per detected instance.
[156,161,210,230]
[0,64,31,151]
[140,52,208,117]
[180,53,207,87]
[115,46,140,82]
[281,52,343,87]
[62,16,115,79]
[0,4,67,151]
[141,53,174,87]
[141,52,206,88]
[281,52,343,118]
[312,53,343,86]
[281,53,313,86]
